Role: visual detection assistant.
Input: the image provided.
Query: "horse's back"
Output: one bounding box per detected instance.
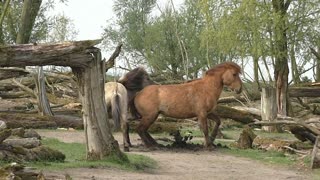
[105,82,128,105]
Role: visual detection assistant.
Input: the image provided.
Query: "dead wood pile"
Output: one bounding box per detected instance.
[0,125,64,179]
[0,124,65,162]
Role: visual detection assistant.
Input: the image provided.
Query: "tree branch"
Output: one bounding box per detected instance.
[105,43,123,72]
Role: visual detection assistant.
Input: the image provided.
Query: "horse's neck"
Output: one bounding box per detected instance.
[203,75,224,100]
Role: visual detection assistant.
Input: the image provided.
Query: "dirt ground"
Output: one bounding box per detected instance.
[37,130,313,180]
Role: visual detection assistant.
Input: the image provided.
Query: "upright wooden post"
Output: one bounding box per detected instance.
[261,86,278,132]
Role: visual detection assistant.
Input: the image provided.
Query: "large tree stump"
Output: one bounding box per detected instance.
[72,50,125,160]
[236,126,257,149]
[311,136,320,169]
[261,87,279,132]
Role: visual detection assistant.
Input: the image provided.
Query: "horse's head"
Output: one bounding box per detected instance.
[118,67,156,91]
[141,73,157,87]
[206,62,242,94]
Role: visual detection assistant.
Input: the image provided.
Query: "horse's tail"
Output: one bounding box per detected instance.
[111,94,121,130]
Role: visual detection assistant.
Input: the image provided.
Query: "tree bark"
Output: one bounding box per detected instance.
[72,49,125,160]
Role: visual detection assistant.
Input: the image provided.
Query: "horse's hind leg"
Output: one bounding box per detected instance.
[120,108,132,152]
[207,113,221,143]
[122,121,131,152]
[136,115,158,147]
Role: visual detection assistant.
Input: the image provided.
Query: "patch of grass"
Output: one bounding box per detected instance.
[220,147,298,166]
[26,138,157,171]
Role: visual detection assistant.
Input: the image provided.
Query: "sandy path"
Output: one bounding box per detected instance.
[38,130,311,180]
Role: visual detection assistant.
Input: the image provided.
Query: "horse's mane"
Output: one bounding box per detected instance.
[205,62,241,76]
[118,67,149,91]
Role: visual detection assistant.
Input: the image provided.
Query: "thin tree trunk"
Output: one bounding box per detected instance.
[272,0,291,116]
[36,66,53,116]
[253,55,261,90]
[0,0,11,44]
[290,44,300,84]
[310,47,320,82]
[16,0,42,44]
[262,56,273,82]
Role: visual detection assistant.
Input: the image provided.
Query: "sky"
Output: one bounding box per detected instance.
[50,0,114,41]
[50,0,183,59]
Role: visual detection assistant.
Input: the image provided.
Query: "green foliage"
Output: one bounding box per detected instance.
[102,0,320,82]
[27,138,157,171]
[0,0,77,44]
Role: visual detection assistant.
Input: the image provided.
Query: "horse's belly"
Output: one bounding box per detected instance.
[160,105,196,119]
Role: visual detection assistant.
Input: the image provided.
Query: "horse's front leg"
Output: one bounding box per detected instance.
[207,113,221,144]
[198,114,212,148]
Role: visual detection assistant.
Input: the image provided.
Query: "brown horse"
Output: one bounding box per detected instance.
[105,67,156,151]
[131,62,242,148]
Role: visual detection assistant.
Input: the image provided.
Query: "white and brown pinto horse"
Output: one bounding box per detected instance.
[131,62,243,148]
[104,67,156,151]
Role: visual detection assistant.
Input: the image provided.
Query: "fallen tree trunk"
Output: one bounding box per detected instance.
[289,87,320,97]
[0,91,30,99]
[3,138,41,149]
[215,105,260,124]
[0,113,83,129]
[0,68,29,80]
[0,72,74,91]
